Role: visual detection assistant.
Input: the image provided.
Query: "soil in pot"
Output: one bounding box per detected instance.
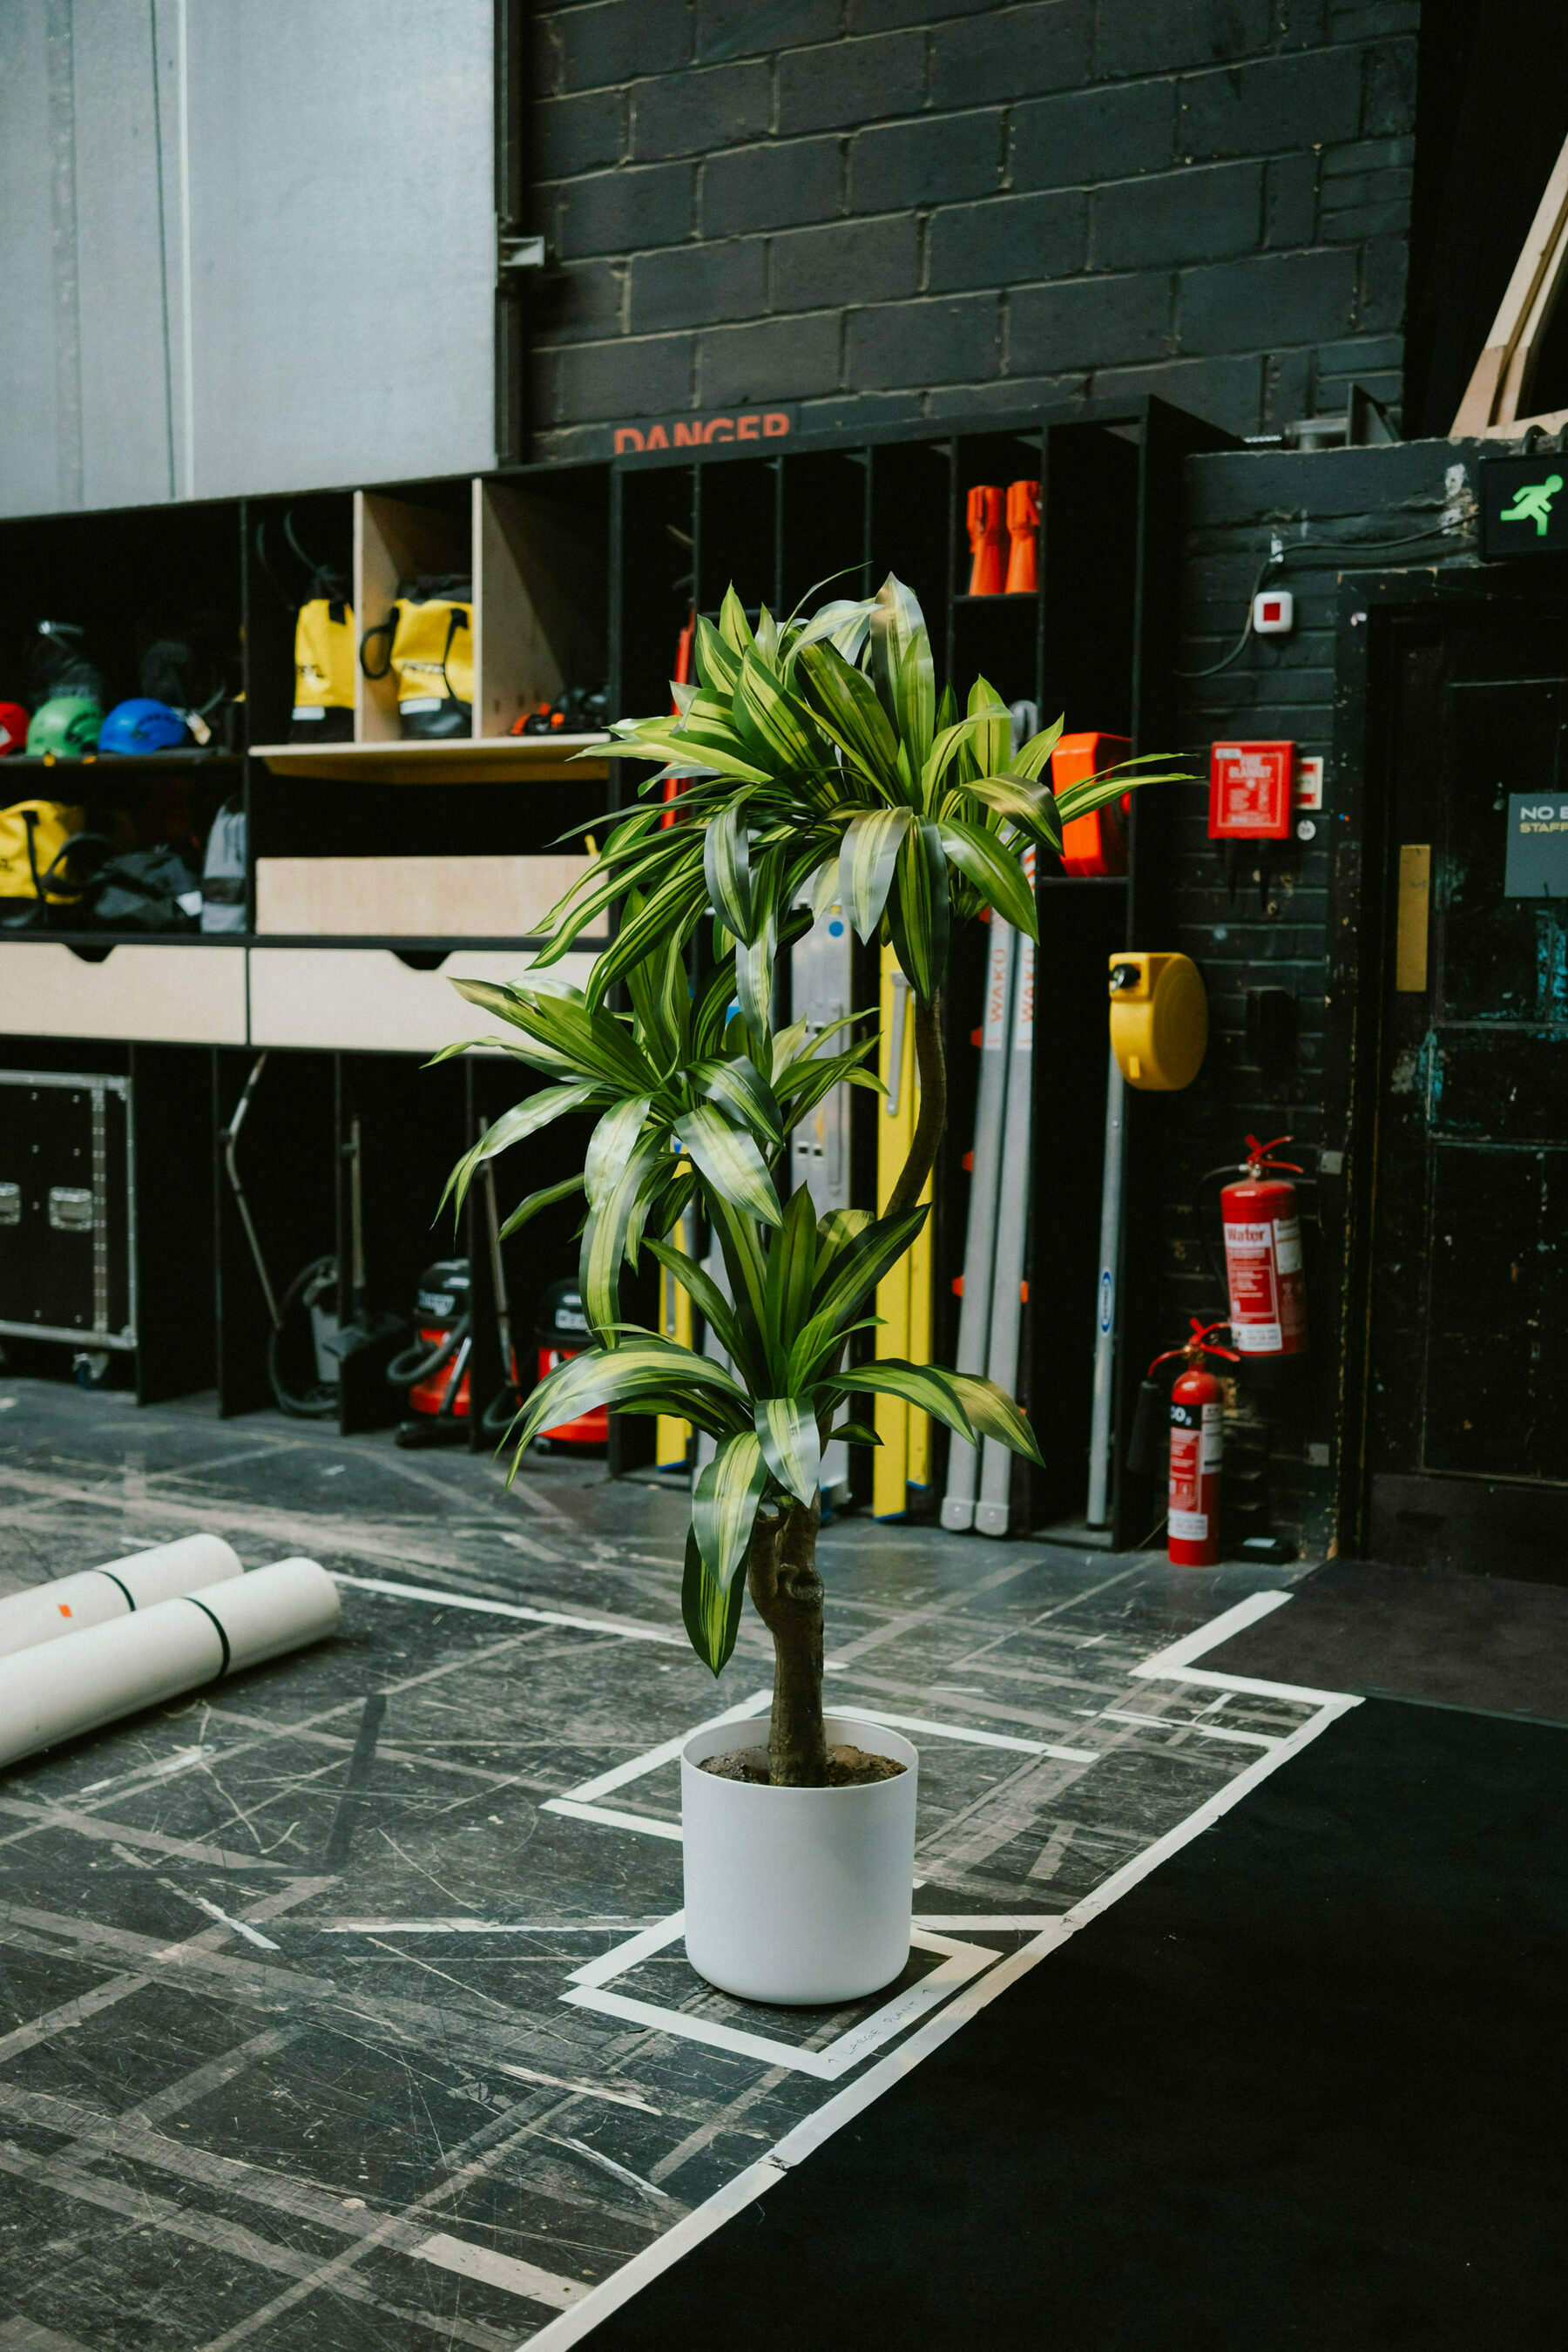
[699,1743,907,1788]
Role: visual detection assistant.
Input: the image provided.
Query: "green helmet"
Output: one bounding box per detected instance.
[27,696,103,757]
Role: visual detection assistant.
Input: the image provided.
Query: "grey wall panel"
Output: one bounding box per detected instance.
[74,0,179,508]
[0,2,72,516]
[0,0,496,517]
[183,0,497,500]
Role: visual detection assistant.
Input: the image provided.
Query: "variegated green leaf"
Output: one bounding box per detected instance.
[645,1238,756,1382]
[766,1183,819,1361]
[937,816,1038,937]
[894,623,935,767]
[919,699,1012,804]
[754,1396,821,1505]
[734,868,778,1046]
[966,672,1013,781]
[777,1049,881,1128]
[1010,713,1066,781]
[579,1133,666,1340]
[1054,755,1193,821]
[732,649,823,780]
[788,1204,929,1387]
[793,639,902,794]
[437,1080,603,1222]
[509,1332,752,1464]
[839,806,914,941]
[703,803,754,940]
[588,855,707,1004]
[814,1206,875,1284]
[719,585,755,658]
[705,1190,772,1356]
[867,571,926,727]
[887,814,949,1004]
[673,1105,782,1227]
[959,773,1064,851]
[681,1524,747,1678]
[693,614,741,697]
[830,1357,977,1445]
[786,592,879,666]
[453,983,652,1092]
[690,1054,784,1152]
[496,1172,585,1241]
[693,1431,769,1591]
[584,1094,653,1206]
[942,1369,1046,1464]
[832,1359,1044,1465]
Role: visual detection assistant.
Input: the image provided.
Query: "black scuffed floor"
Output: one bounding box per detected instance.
[0,1376,1320,2350]
[1206,1556,1568,1723]
[591,1698,1568,2351]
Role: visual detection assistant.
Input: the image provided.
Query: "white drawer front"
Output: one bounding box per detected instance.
[0,943,247,1044]
[247,948,597,1052]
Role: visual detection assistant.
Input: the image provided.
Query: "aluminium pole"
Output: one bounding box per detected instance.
[941,917,1016,1531]
[977,856,1037,1538]
[1085,1044,1126,1528]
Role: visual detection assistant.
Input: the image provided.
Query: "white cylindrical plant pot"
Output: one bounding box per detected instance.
[681,1712,917,2005]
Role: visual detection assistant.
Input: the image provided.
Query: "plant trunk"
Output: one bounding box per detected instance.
[747,1495,828,1786]
[745,1002,945,1788]
[886,990,947,1219]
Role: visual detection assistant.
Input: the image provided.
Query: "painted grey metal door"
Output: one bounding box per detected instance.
[1367,617,1568,1570]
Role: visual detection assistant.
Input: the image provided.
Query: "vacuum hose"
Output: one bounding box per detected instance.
[267,1255,340,1419]
[385,1315,470,1391]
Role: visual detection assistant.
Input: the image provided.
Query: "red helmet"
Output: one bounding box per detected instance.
[0,702,30,754]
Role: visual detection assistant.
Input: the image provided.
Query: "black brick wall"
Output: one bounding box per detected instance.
[529,0,1420,460]
[1162,434,1477,1555]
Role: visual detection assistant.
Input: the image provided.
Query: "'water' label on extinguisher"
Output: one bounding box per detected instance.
[1224,1219,1281,1352]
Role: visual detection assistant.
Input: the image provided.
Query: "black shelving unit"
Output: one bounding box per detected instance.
[0,396,1227,1542]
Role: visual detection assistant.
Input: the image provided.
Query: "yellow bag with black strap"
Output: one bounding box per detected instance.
[360,575,473,739]
[291,571,355,743]
[0,800,89,903]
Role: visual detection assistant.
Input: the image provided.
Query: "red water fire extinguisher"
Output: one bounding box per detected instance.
[1220,1134,1308,1360]
[1147,1320,1239,1568]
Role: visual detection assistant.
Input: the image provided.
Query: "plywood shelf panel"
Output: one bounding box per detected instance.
[248,734,608,783]
[254,854,593,937]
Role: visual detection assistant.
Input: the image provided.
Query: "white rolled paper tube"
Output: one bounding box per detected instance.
[0,1558,342,1771]
[0,1534,243,1660]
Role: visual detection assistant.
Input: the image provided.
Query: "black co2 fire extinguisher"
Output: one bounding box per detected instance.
[1220,1134,1308,1361]
[1145,1320,1240,1568]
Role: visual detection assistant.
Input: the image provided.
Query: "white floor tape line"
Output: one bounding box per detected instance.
[517,1588,1362,2352]
[327,1571,690,1649]
[1131,1587,1293,1677]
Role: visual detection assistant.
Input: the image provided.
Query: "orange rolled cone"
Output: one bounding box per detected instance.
[966,485,1006,595]
[1005,479,1040,593]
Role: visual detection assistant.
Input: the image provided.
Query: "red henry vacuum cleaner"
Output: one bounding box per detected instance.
[531,1278,608,1450]
[386,1258,475,1448]
[385,1165,605,1451]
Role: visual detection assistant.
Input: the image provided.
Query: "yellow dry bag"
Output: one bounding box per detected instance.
[291,575,355,743]
[0,800,90,903]
[360,576,473,740]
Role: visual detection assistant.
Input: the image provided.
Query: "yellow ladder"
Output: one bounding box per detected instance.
[655,1202,694,1471]
[874,947,932,1517]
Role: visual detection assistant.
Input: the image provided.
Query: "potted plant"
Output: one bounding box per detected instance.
[439,578,1171,2004]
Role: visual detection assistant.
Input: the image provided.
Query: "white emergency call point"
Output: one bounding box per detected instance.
[1252,587,1294,634]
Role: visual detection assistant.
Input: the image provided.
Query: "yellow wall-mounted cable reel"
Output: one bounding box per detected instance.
[1108,952,1208,1091]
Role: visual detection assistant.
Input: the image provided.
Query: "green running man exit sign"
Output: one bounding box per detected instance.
[1481,454,1568,557]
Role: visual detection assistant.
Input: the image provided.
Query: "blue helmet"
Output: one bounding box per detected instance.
[98,698,190,755]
